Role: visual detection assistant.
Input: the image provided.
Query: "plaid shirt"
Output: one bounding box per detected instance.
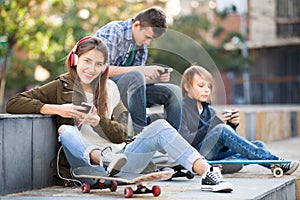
[95,18,147,66]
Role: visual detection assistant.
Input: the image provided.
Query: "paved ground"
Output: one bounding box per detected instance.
[1,136,300,200]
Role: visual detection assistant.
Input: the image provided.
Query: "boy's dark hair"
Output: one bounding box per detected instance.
[133,7,167,38]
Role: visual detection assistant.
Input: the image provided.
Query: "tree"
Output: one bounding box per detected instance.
[148,12,247,74]
[0,0,160,112]
[0,0,70,111]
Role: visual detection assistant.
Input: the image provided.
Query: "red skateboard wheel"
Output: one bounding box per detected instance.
[81,183,90,193]
[152,185,161,197]
[124,187,133,198]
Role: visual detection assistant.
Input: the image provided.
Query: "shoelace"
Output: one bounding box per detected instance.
[101,146,114,166]
[279,158,290,171]
[214,171,225,183]
[207,172,221,184]
[281,163,290,170]
[211,167,225,181]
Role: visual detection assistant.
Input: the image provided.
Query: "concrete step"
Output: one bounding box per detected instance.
[0,173,297,200]
[1,137,299,200]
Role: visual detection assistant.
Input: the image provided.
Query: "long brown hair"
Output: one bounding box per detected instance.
[65,36,109,116]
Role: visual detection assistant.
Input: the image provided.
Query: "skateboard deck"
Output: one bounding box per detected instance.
[72,166,173,198]
[157,162,194,180]
[207,160,291,177]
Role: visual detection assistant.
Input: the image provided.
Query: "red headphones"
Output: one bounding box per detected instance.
[101,63,109,77]
[69,36,93,67]
[69,36,109,77]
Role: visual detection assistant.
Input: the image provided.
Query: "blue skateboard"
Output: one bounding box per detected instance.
[207,160,291,177]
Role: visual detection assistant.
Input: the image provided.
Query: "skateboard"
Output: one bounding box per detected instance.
[157,162,194,180]
[207,160,292,177]
[72,166,173,198]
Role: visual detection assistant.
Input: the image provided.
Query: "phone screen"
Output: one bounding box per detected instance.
[79,102,92,114]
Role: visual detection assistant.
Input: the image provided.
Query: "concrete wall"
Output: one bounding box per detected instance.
[234,105,300,142]
[0,114,57,195]
[249,0,276,41]
[1,105,299,195]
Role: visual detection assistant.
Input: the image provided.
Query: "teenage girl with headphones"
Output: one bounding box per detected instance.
[6,36,129,180]
[6,36,233,192]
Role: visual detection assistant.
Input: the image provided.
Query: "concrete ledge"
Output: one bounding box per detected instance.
[151,104,300,142]
[215,105,300,142]
[1,128,299,199]
[1,106,299,197]
[297,178,300,199]
[0,174,297,200]
[0,114,57,195]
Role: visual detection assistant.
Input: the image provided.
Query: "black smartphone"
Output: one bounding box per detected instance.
[222,110,237,117]
[79,102,92,114]
[159,68,169,75]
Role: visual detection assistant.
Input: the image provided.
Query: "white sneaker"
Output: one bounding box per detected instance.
[280,160,299,175]
[201,167,233,192]
[101,146,127,176]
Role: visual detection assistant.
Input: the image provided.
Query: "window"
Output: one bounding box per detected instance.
[276,0,300,37]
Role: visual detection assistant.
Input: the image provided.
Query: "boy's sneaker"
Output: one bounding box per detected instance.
[280,160,299,175]
[201,167,233,193]
[101,146,127,177]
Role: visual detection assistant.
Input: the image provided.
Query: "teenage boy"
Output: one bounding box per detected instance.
[95,7,182,135]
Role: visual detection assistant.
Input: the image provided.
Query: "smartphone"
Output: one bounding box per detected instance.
[222,110,237,117]
[75,103,93,129]
[79,102,93,114]
[159,68,169,75]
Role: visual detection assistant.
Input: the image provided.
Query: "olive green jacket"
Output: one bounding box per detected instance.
[6,73,128,143]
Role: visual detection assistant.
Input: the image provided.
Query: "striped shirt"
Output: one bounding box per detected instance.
[95,18,147,66]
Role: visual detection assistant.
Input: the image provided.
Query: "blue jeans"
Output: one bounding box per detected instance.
[110,71,182,134]
[59,119,201,174]
[196,124,279,166]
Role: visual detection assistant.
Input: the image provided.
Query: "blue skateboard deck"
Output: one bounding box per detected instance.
[207,160,291,177]
[207,160,291,165]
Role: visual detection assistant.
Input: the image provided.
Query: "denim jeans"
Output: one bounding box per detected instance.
[196,124,279,167]
[59,120,201,174]
[110,71,182,134]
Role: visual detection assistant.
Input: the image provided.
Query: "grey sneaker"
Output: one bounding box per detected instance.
[201,167,233,192]
[141,161,157,174]
[101,146,127,176]
[216,163,243,174]
[280,160,299,175]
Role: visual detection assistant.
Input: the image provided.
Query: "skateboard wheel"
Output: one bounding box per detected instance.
[124,187,133,198]
[99,182,105,189]
[273,167,283,177]
[110,180,118,192]
[81,183,91,193]
[152,185,161,197]
[186,171,194,179]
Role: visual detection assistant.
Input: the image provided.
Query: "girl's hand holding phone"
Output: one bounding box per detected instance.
[76,103,100,127]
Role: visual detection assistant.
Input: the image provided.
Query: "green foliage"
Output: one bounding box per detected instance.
[214,5,237,19]
[213,25,224,38]
[149,12,247,74]
[0,36,7,58]
[221,31,245,44]
[0,0,151,93]
[1,0,247,99]
[170,13,210,43]
[148,48,191,74]
[203,42,244,72]
[6,57,38,90]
